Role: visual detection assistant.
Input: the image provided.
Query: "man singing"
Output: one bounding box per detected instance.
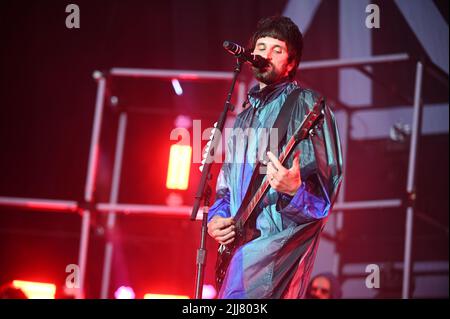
[207,16,343,299]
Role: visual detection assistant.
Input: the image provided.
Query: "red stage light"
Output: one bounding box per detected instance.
[166,144,192,190]
[12,280,56,299]
[114,286,136,299]
[202,284,217,299]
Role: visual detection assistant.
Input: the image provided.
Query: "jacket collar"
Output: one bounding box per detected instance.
[248,77,293,107]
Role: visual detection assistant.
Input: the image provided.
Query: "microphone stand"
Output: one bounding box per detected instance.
[191,59,243,299]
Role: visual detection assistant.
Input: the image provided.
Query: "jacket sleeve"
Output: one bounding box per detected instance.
[207,167,232,223]
[207,114,238,223]
[277,173,332,224]
[277,98,343,225]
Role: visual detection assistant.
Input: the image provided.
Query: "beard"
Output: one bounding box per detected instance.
[252,63,281,85]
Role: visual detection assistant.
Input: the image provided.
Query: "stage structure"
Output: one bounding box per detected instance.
[1,53,448,299]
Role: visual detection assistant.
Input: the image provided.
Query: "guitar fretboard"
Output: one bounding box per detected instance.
[238,136,296,226]
[233,97,323,229]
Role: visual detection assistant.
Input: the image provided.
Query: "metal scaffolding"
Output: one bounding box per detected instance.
[0,53,447,299]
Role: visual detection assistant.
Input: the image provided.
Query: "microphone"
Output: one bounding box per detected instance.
[223,41,269,69]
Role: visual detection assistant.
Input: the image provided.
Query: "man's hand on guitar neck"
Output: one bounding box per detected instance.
[207,216,235,245]
[266,150,302,196]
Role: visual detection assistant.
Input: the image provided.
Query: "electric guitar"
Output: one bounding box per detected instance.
[215,97,325,290]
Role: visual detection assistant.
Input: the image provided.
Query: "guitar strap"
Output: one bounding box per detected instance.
[235,87,302,221]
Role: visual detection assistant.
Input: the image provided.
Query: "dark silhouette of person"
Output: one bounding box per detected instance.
[306,272,342,299]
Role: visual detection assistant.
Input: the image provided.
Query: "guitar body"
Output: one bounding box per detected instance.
[215,216,260,290]
[215,243,234,290]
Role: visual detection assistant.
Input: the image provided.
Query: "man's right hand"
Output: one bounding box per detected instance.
[207,216,235,245]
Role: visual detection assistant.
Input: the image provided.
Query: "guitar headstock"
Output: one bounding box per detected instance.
[294,97,325,142]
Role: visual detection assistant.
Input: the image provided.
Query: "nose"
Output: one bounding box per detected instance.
[255,49,271,61]
[256,50,267,59]
[263,50,272,60]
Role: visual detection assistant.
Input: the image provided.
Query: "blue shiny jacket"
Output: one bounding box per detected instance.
[208,79,343,298]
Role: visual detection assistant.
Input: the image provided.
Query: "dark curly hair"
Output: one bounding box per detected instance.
[248,16,303,79]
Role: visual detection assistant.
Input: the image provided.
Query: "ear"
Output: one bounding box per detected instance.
[286,59,296,75]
